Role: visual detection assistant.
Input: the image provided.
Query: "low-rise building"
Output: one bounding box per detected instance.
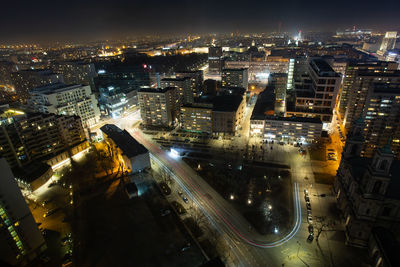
[100,124,150,173]
[212,93,245,135]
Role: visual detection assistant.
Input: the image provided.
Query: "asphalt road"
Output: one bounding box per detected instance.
[130,129,309,266]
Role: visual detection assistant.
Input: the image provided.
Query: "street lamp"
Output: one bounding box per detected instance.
[268,205,272,210]
[247,199,252,205]
[274,227,279,234]
[230,194,235,200]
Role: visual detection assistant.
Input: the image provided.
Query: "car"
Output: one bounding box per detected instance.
[306,203,311,210]
[161,209,171,216]
[304,189,308,195]
[178,191,183,196]
[307,216,313,224]
[305,196,310,202]
[43,208,59,218]
[307,234,314,242]
[308,225,314,234]
[182,197,189,203]
[181,242,191,252]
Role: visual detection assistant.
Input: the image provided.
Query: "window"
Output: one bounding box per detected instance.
[372,181,382,194]
[382,207,391,216]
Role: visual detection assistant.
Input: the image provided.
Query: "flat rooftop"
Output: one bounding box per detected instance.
[30,83,85,95]
[138,87,175,94]
[100,124,148,158]
[310,59,340,77]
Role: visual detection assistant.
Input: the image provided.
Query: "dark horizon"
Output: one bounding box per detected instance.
[1,0,400,43]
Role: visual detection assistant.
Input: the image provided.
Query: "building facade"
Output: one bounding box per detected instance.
[208,46,223,74]
[28,83,100,127]
[175,70,203,97]
[160,77,193,104]
[287,59,341,124]
[221,68,248,90]
[180,102,212,134]
[138,87,179,127]
[339,61,400,131]
[334,119,400,248]
[11,69,64,102]
[0,158,46,265]
[250,116,322,143]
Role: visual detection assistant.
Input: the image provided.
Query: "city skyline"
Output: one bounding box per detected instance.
[2,0,400,42]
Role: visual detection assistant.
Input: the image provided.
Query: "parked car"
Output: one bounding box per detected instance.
[307,234,314,242]
[160,209,171,216]
[182,197,189,204]
[308,225,314,234]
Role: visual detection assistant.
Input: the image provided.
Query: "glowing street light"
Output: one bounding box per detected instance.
[268,205,272,210]
[274,227,279,234]
[230,194,235,200]
[247,199,252,205]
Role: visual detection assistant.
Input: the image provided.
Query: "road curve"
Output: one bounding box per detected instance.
[131,129,302,250]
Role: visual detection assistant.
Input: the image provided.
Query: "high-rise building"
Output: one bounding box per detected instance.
[338,61,397,124]
[221,68,248,89]
[268,73,287,101]
[11,69,64,102]
[208,46,223,75]
[0,109,86,168]
[334,120,400,248]
[138,87,179,127]
[286,59,341,124]
[360,82,400,158]
[0,158,46,265]
[50,61,97,89]
[160,77,193,104]
[27,83,100,127]
[175,70,204,97]
[339,62,400,131]
[378,31,397,55]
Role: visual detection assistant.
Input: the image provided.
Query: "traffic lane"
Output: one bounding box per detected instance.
[132,130,302,248]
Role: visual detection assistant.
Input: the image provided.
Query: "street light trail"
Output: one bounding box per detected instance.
[132,130,302,250]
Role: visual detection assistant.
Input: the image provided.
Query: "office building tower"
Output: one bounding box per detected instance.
[138,87,179,127]
[0,158,46,265]
[11,69,64,102]
[221,68,248,90]
[208,46,223,74]
[51,61,97,89]
[379,31,397,55]
[334,120,400,248]
[340,62,400,131]
[28,83,100,127]
[160,77,193,104]
[287,59,341,124]
[175,70,203,97]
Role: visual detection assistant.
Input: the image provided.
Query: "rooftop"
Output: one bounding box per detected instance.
[100,124,148,158]
[138,87,176,94]
[13,161,52,183]
[310,59,340,77]
[30,83,86,95]
[212,95,243,112]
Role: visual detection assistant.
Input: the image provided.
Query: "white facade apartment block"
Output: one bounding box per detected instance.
[28,83,100,127]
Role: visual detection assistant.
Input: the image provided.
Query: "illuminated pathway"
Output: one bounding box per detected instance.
[130,129,305,266]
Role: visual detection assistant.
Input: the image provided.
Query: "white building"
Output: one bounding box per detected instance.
[28,83,100,127]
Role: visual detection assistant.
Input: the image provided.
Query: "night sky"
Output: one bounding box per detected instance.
[2,0,400,42]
